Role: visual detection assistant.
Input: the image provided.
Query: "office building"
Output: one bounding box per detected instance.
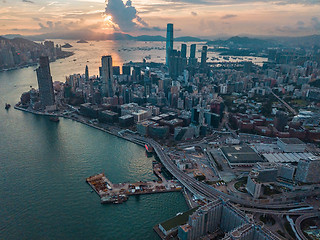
[101,55,114,97]
[200,46,208,68]
[277,138,306,152]
[36,56,55,109]
[295,156,320,183]
[166,23,174,66]
[85,65,89,82]
[190,44,196,59]
[181,44,187,58]
[122,65,131,75]
[189,44,197,67]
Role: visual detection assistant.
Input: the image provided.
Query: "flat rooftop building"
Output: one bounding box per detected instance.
[220,145,264,167]
[277,138,306,152]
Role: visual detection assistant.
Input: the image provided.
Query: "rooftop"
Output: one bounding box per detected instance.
[159,207,199,231]
[221,146,264,164]
[278,138,305,145]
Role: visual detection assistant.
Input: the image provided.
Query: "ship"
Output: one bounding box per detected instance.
[49,116,60,122]
[5,103,11,110]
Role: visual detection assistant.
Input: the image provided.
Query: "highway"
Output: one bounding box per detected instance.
[270,90,298,115]
[135,136,311,210]
[295,212,320,240]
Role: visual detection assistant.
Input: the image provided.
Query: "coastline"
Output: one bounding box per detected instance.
[14,105,145,147]
[0,51,74,73]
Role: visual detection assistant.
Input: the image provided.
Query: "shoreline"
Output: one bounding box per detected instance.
[14,105,145,147]
[0,52,74,73]
[14,104,193,208]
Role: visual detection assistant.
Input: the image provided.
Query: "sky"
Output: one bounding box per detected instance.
[1,0,320,39]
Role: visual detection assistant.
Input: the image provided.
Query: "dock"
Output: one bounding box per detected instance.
[86,162,182,204]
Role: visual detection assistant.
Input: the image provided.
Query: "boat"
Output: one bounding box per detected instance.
[49,116,60,122]
[5,103,11,110]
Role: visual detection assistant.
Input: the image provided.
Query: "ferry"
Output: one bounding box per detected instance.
[5,103,11,110]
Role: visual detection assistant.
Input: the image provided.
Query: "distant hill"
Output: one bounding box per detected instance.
[207,36,276,49]
[2,32,207,42]
[175,36,207,42]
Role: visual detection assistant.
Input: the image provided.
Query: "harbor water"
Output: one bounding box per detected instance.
[0,40,190,239]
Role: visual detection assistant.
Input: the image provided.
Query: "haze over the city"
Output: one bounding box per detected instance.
[1,0,320,39]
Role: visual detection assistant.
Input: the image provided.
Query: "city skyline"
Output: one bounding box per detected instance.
[1,0,320,40]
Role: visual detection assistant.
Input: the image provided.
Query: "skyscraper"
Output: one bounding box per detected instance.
[166,23,174,66]
[189,44,197,67]
[181,44,187,58]
[85,65,89,82]
[190,44,196,59]
[201,46,208,68]
[36,56,55,108]
[100,55,114,97]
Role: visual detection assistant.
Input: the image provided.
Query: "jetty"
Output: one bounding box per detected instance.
[86,162,182,204]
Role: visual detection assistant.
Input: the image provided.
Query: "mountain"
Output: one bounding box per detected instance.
[2,32,207,42]
[135,35,166,41]
[175,36,208,42]
[207,36,276,49]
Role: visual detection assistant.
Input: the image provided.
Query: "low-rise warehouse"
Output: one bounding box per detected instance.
[220,145,264,167]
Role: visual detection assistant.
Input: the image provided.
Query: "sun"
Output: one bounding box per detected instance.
[104,15,114,25]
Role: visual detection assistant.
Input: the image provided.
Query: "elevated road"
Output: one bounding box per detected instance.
[270,90,297,115]
[137,136,311,210]
[295,212,320,240]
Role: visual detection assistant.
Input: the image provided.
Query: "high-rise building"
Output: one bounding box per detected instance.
[122,65,131,75]
[100,55,114,97]
[190,44,196,58]
[112,66,120,76]
[189,44,197,67]
[166,23,174,66]
[201,46,208,68]
[181,44,187,58]
[36,56,55,108]
[85,65,89,82]
[295,156,320,183]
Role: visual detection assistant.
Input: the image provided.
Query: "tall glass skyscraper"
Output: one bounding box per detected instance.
[36,56,55,108]
[201,46,208,68]
[181,44,187,59]
[101,55,114,97]
[166,23,174,66]
[190,44,196,59]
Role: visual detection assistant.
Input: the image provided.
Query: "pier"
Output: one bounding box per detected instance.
[86,162,182,204]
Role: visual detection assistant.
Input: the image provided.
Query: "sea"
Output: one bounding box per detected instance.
[0,40,267,240]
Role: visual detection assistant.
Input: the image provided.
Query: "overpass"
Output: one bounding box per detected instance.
[295,212,320,240]
[134,136,312,211]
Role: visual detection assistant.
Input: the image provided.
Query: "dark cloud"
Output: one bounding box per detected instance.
[105,0,143,31]
[22,0,34,3]
[105,0,165,32]
[221,14,237,19]
[191,12,198,16]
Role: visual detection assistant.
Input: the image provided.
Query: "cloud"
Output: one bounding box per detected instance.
[105,0,164,32]
[22,0,34,3]
[191,11,198,16]
[165,0,320,5]
[105,0,142,32]
[311,17,320,30]
[221,14,237,19]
